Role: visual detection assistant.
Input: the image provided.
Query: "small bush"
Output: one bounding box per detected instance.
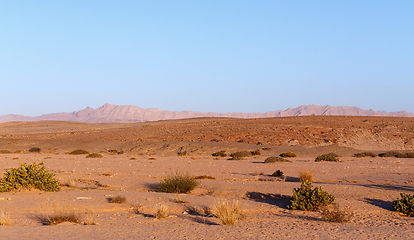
[108,195,127,204]
[69,149,90,155]
[264,156,291,163]
[393,193,414,217]
[298,169,314,183]
[288,181,335,211]
[158,173,198,193]
[0,150,12,154]
[280,152,296,158]
[0,162,60,192]
[211,200,240,225]
[251,149,261,156]
[354,152,377,158]
[212,150,227,157]
[315,154,339,162]
[154,205,169,219]
[29,147,41,153]
[320,204,352,222]
[230,151,251,159]
[86,153,103,158]
[271,170,284,177]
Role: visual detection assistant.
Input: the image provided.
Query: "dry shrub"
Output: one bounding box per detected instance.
[86,153,103,158]
[315,154,339,162]
[158,173,198,193]
[230,151,251,159]
[262,147,272,151]
[264,156,291,163]
[212,150,227,157]
[280,152,297,158]
[40,205,81,225]
[271,170,284,177]
[377,151,414,158]
[108,195,127,204]
[354,152,377,158]
[298,169,314,183]
[251,149,261,156]
[320,204,352,222]
[194,175,216,180]
[154,204,169,219]
[69,149,90,155]
[29,147,41,153]
[211,199,240,225]
[0,150,12,154]
[0,211,12,226]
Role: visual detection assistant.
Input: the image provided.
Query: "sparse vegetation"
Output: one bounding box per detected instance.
[230,151,251,159]
[354,152,377,158]
[194,175,216,180]
[380,152,414,158]
[315,154,339,162]
[40,206,81,225]
[0,162,60,192]
[86,153,103,158]
[158,173,198,193]
[251,149,261,156]
[154,204,169,219]
[69,149,90,155]
[298,169,314,183]
[280,152,297,158]
[264,156,291,163]
[0,150,12,154]
[108,195,127,204]
[262,147,272,151]
[0,211,12,226]
[212,150,227,157]
[29,147,41,153]
[288,181,335,211]
[211,199,240,225]
[271,170,284,177]
[393,193,414,217]
[320,204,352,222]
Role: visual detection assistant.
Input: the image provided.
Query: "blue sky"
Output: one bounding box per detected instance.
[1,1,413,116]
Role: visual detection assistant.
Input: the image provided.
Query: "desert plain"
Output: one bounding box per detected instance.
[0,116,413,239]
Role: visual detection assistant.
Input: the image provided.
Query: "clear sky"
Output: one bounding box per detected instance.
[1,1,413,116]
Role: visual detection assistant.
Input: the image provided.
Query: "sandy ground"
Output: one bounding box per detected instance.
[0,117,413,239]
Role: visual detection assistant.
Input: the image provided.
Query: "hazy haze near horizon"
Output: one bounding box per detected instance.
[1,1,413,116]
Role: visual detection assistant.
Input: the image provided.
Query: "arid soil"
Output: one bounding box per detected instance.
[0,116,413,239]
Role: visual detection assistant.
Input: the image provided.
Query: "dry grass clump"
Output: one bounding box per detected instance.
[108,195,127,204]
[251,149,261,156]
[264,156,291,163]
[0,150,13,154]
[298,169,314,183]
[0,211,12,226]
[354,152,377,158]
[211,199,240,225]
[86,153,103,158]
[40,206,81,225]
[194,175,216,180]
[280,152,297,158]
[154,204,169,219]
[69,149,90,155]
[29,147,41,153]
[320,204,352,222]
[212,150,227,157]
[158,173,199,193]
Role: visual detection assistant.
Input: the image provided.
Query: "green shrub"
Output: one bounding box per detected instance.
[158,173,198,193]
[69,149,90,155]
[212,150,227,157]
[271,170,284,177]
[393,193,414,217]
[280,152,296,158]
[287,181,335,211]
[29,147,41,153]
[0,162,60,192]
[264,156,291,163]
[86,153,103,158]
[251,149,261,156]
[315,154,339,162]
[354,152,377,158]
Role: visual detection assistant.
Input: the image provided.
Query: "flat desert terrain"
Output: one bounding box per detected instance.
[0,116,413,239]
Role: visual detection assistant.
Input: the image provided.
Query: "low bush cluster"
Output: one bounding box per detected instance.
[280,152,296,158]
[264,156,291,163]
[315,154,339,162]
[0,162,60,192]
[288,181,335,211]
[393,193,414,217]
[69,149,90,155]
[379,151,414,158]
[354,152,377,158]
[212,150,227,157]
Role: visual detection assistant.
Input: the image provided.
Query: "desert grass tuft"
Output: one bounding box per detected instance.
[0,211,12,226]
[211,199,240,225]
[108,195,127,204]
[40,205,81,225]
[154,204,169,219]
[86,153,103,158]
[320,204,352,222]
[298,169,314,183]
[158,172,198,193]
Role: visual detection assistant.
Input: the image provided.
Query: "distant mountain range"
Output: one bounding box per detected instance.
[0,104,413,123]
